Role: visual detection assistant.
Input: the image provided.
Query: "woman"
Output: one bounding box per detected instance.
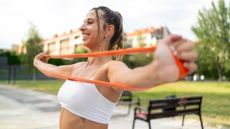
[34,6,197,129]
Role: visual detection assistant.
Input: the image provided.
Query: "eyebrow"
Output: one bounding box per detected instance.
[86,18,96,21]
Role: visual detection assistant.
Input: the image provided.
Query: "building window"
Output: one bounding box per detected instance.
[60,38,70,54]
[48,42,56,54]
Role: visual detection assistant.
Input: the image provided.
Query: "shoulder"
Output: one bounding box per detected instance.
[96,60,130,78]
[104,60,131,75]
[72,61,86,70]
[105,60,127,68]
[101,60,129,72]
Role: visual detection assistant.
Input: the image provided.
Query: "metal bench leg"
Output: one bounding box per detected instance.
[182,105,186,126]
[132,118,136,129]
[148,120,152,129]
[128,104,132,115]
[199,114,204,129]
[182,115,185,126]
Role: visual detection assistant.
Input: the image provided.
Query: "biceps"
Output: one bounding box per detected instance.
[56,65,74,75]
[47,64,75,78]
[108,63,132,83]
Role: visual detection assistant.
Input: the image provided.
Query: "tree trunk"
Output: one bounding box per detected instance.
[217,57,224,81]
[32,69,36,80]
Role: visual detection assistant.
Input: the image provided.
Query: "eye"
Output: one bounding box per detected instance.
[87,19,93,25]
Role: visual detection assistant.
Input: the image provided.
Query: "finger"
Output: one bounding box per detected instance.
[177,51,198,62]
[184,62,197,74]
[161,34,183,45]
[169,39,186,51]
[169,34,183,42]
[177,40,195,53]
[40,52,47,56]
[168,39,186,56]
[36,52,49,62]
[37,53,45,59]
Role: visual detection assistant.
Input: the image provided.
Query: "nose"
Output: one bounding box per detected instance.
[79,23,86,31]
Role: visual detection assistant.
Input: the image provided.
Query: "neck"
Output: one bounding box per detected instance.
[86,56,112,67]
[86,42,112,67]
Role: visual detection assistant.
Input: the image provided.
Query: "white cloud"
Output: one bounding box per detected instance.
[0,0,230,49]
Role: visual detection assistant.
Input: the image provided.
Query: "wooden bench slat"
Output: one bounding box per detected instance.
[149,96,202,104]
[132,96,204,129]
[148,108,200,119]
[149,101,201,110]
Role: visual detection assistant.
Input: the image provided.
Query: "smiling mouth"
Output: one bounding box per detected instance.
[82,35,89,41]
[82,32,89,37]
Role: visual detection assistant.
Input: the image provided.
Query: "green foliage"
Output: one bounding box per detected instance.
[0,50,21,65]
[72,45,88,63]
[24,23,42,72]
[75,45,88,53]
[192,0,230,80]
[48,58,71,66]
[123,53,153,69]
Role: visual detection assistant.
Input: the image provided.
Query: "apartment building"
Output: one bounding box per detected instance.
[14,25,170,55]
[42,29,82,55]
[12,42,26,54]
[125,25,170,47]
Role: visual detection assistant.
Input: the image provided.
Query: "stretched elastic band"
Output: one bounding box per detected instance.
[45,46,188,90]
[45,46,156,58]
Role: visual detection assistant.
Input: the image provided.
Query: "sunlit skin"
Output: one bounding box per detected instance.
[34,9,197,129]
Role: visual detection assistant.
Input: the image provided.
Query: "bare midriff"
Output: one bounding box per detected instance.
[60,108,108,129]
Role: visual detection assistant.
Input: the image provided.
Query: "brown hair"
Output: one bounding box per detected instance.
[91,6,124,51]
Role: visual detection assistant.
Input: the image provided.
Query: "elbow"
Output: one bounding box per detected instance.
[44,67,59,78]
[46,67,68,80]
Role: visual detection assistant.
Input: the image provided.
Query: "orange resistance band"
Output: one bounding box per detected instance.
[45,46,189,91]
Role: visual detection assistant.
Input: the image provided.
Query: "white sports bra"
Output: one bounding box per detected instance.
[57,79,117,124]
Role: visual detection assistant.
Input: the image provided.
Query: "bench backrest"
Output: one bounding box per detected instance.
[147,96,202,119]
[120,91,133,102]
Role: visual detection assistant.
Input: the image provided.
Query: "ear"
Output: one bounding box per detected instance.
[105,25,115,38]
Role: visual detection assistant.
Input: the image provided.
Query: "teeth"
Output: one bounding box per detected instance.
[82,32,89,35]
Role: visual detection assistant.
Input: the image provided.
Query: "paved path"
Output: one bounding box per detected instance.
[0,84,225,129]
[0,84,59,129]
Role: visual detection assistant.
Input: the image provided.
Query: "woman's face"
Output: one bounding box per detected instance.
[80,10,106,49]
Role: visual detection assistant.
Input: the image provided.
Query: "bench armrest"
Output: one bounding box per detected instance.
[134,106,147,114]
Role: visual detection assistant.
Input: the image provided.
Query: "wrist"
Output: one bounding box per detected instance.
[149,60,164,85]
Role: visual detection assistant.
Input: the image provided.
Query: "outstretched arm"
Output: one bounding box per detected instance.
[107,35,197,89]
[33,53,82,79]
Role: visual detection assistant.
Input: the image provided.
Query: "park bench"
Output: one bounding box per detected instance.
[117,90,140,115]
[132,96,204,129]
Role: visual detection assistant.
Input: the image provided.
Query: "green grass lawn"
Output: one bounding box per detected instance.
[132,81,230,127]
[0,80,64,94]
[0,80,229,127]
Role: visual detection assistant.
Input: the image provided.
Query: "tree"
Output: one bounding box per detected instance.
[0,50,21,65]
[24,23,42,80]
[192,0,230,81]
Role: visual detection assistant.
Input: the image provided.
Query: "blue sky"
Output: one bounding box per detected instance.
[0,0,229,49]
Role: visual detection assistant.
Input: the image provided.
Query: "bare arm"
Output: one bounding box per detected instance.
[33,53,83,79]
[107,60,161,88]
[107,35,197,90]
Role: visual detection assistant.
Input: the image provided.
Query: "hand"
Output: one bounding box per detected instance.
[34,52,49,63]
[174,38,197,74]
[154,35,197,82]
